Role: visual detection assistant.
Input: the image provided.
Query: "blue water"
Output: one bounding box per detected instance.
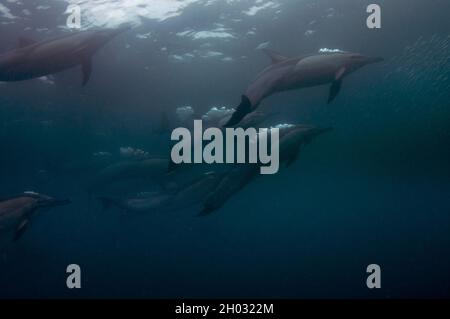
[0,0,449,298]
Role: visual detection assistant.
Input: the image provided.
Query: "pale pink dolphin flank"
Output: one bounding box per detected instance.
[225,49,383,126]
[0,27,128,86]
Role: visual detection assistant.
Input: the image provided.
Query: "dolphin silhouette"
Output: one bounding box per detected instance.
[0,192,71,241]
[98,171,225,214]
[89,157,171,192]
[199,164,259,216]
[225,49,383,126]
[0,27,128,86]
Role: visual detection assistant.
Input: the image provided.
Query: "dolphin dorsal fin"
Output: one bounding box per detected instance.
[17,37,37,48]
[262,49,289,64]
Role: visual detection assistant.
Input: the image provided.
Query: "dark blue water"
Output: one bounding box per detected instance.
[0,0,449,298]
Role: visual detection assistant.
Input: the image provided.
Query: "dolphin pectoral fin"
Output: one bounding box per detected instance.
[262,49,289,64]
[224,95,253,127]
[17,37,36,48]
[14,219,29,242]
[81,58,93,86]
[327,80,342,104]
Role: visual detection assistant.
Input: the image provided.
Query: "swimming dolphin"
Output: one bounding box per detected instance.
[0,192,71,241]
[167,110,279,173]
[199,165,259,216]
[225,49,384,126]
[89,157,171,192]
[0,27,128,86]
[167,171,225,210]
[199,124,332,216]
[98,171,224,213]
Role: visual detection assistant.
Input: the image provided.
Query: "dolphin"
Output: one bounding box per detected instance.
[167,171,225,210]
[98,171,225,214]
[199,124,332,216]
[0,192,71,241]
[225,49,384,126]
[89,157,171,192]
[0,27,128,86]
[167,111,279,173]
[199,165,260,216]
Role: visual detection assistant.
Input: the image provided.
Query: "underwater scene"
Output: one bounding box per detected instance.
[0,0,449,299]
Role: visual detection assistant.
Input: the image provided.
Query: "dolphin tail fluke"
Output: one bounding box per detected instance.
[224,95,252,127]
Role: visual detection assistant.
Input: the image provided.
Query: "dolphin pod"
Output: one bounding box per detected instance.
[0,27,128,86]
[94,122,331,217]
[0,192,71,241]
[224,49,383,126]
[0,28,383,220]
